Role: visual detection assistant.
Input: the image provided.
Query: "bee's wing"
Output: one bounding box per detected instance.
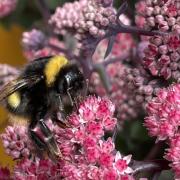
[0,75,44,101]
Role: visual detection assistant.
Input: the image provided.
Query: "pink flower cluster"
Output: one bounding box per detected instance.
[136,0,180,81]
[14,158,61,179]
[0,64,19,89]
[144,83,180,178]
[135,0,146,28]
[21,29,65,60]
[90,62,143,121]
[0,0,17,18]
[49,0,116,50]
[22,29,46,51]
[1,96,134,179]
[1,125,33,159]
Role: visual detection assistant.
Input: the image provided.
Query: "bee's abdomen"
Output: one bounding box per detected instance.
[6,90,30,116]
[7,91,21,110]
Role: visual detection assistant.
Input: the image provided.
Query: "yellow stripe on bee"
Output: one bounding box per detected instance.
[7,92,21,109]
[44,56,68,86]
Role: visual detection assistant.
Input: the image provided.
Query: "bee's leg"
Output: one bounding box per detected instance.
[29,115,61,159]
[29,121,47,151]
[52,95,71,128]
[67,88,74,107]
[38,119,62,158]
[57,95,66,120]
[67,88,79,112]
[52,112,71,128]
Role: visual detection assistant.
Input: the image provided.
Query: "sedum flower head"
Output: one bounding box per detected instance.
[1,125,34,159]
[136,0,180,81]
[49,0,117,54]
[22,33,65,61]
[2,96,134,179]
[22,29,46,51]
[145,83,180,141]
[145,83,180,178]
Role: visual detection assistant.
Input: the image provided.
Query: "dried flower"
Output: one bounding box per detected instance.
[0,0,17,18]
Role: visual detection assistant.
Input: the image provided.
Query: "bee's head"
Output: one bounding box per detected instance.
[56,64,85,96]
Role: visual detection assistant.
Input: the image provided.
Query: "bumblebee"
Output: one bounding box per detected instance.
[0,55,85,159]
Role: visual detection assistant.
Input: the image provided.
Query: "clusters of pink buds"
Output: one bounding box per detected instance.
[22,29,47,51]
[1,96,134,179]
[144,83,180,178]
[49,0,117,52]
[136,0,180,81]
[0,0,17,18]
[135,0,146,28]
[1,125,34,159]
[22,29,65,60]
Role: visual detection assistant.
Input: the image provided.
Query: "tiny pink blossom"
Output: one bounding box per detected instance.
[99,152,114,167]
[86,146,100,163]
[86,121,104,137]
[114,152,133,175]
[103,169,117,180]
[99,138,115,153]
